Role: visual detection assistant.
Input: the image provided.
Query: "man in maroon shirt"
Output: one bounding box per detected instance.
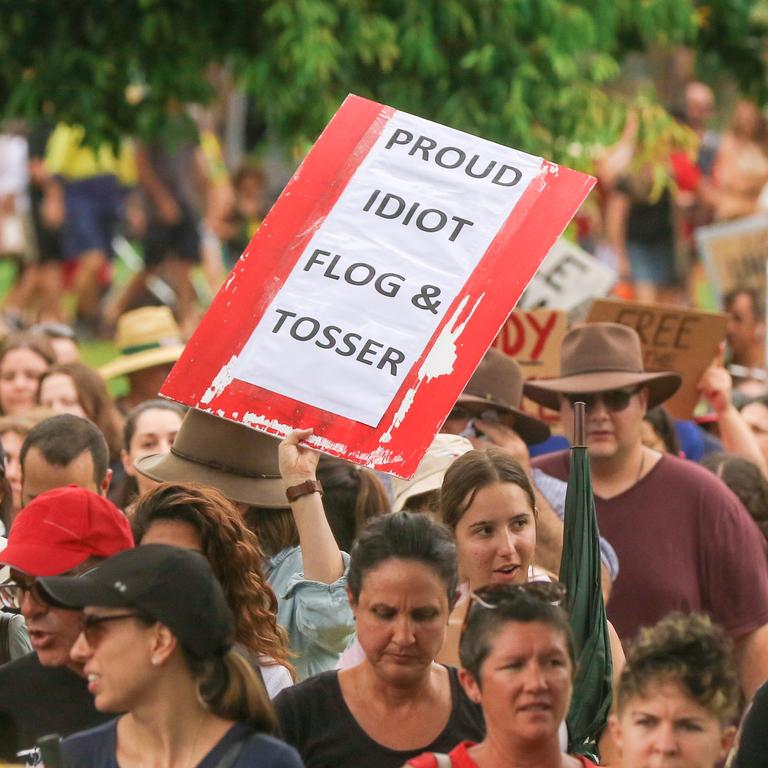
[526,322,768,699]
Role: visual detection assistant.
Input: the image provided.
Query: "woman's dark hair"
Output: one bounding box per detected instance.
[187,649,276,732]
[0,332,56,415]
[440,448,535,531]
[316,455,390,551]
[123,398,187,449]
[112,399,187,509]
[39,362,124,462]
[132,482,294,677]
[616,612,738,724]
[459,588,575,683]
[347,511,458,605]
[244,507,299,558]
[643,406,680,455]
[700,453,768,545]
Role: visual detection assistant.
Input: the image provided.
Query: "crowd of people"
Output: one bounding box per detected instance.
[0,84,767,768]
[594,81,768,312]
[0,299,760,766]
[0,114,268,338]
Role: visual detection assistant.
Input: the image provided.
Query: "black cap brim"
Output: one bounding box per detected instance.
[36,572,132,610]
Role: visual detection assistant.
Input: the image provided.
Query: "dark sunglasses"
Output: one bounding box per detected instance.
[446,406,504,423]
[562,386,642,413]
[461,581,566,636]
[81,612,144,647]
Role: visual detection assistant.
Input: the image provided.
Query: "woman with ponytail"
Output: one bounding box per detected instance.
[35,544,303,767]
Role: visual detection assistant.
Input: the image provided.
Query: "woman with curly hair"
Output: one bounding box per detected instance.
[131,481,294,696]
[609,612,738,767]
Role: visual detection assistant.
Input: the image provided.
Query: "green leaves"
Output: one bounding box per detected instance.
[0,0,764,165]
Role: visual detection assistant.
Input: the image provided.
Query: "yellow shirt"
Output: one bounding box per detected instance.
[45,124,136,185]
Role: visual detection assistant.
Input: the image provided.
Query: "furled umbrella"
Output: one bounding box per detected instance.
[559,401,613,759]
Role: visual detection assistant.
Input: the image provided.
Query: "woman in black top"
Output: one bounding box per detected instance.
[274,512,484,767]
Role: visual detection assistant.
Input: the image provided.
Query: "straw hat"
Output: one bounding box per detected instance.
[458,349,550,445]
[523,323,682,411]
[392,434,473,512]
[136,409,287,508]
[99,306,186,380]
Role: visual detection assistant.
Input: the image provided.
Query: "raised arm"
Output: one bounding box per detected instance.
[278,428,344,584]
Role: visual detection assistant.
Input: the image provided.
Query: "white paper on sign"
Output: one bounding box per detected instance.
[231,110,543,426]
[518,238,617,311]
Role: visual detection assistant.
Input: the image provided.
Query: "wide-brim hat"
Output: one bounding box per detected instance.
[523,322,682,411]
[458,349,550,445]
[100,306,186,380]
[392,434,473,512]
[136,408,287,509]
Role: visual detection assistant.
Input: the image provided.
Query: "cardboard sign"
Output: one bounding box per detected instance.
[161,95,595,477]
[587,299,727,419]
[493,309,566,424]
[696,214,768,306]
[517,238,616,312]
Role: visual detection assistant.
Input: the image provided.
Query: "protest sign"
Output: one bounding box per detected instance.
[493,309,566,424]
[696,214,768,306]
[161,95,595,476]
[518,238,616,312]
[587,298,727,419]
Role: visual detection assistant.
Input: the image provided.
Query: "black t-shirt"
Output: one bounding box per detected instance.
[734,680,768,767]
[274,667,485,768]
[0,652,113,761]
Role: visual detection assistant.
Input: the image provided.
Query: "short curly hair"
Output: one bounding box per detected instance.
[616,613,738,724]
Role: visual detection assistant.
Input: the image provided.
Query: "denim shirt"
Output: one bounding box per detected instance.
[267,546,355,681]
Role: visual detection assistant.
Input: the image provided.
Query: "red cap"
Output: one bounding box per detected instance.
[0,485,134,576]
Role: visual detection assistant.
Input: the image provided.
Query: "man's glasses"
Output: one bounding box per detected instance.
[4,564,100,609]
[462,581,566,636]
[562,386,642,413]
[80,613,144,648]
[2,574,39,608]
[446,406,504,423]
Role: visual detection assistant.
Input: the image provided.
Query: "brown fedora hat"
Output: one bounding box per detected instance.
[135,409,287,508]
[458,349,550,445]
[523,322,682,411]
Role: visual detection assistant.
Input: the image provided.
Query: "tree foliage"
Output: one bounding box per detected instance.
[0,0,765,163]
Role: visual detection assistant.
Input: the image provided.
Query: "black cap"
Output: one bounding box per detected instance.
[37,544,234,659]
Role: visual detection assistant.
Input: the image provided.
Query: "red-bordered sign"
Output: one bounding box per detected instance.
[161,95,595,477]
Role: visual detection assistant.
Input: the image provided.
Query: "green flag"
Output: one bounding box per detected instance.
[559,402,613,758]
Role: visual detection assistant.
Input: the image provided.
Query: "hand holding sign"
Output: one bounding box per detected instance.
[279,428,321,489]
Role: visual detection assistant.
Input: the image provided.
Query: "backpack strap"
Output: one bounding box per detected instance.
[0,612,13,666]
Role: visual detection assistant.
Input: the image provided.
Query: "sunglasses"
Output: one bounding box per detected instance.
[447,406,504,423]
[561,386,642,413]
[80,612,144,648]
[462,581,567,636]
